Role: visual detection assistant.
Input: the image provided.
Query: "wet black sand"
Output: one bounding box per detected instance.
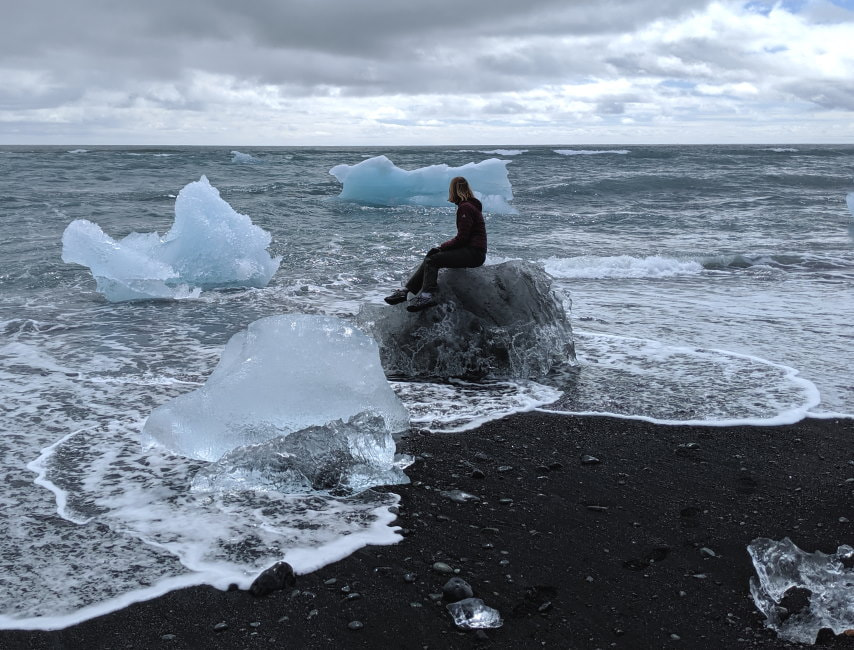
[2,413,852,649]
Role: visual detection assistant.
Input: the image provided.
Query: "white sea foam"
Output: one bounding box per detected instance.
[0,340,402,629]
[392,379,562,432]
[67,149,89,154]
[540,331,821,425]
[479,149,527,156]
[762,147,799,153]
[542,255,703,279]
[554,149,629,156]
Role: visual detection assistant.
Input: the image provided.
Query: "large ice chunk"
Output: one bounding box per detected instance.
[329,155,516,214]
[191,411,409,495]
[357,260,575,379]
[748,537,854,644]
[143,314,410,462]
[61,176,281,301]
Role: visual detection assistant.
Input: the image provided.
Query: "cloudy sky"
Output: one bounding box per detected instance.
[1,0,853,145]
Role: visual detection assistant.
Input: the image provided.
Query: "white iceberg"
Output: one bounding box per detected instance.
[231,150,260,163]
[329,155,516,214]
[61,176,281,301]
[143,314,410,462]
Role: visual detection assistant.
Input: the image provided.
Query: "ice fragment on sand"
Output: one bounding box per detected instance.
[446,598,503,629]
[61,176,280,301]
[329,155,515,214]
[143,314,409,462]
[191,412,410,494]
[358,260,575,379]
[748,537,854,644]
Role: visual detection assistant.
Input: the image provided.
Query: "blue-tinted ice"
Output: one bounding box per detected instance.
[143,314,410,462]
[748,537,854,644]
[61,176,280,301]
[329,155,516,213]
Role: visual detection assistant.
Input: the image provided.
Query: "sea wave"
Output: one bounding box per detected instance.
[479,149,527,156]
[542,255,702,279]
[554,149,629,156]
[702,253,852,273]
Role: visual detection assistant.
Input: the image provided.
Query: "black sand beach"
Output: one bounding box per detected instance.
[3,413,852,649]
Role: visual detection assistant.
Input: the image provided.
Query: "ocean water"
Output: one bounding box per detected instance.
[1,144,852,628]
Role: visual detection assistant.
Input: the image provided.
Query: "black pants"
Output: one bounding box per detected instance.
[406,247,486,295]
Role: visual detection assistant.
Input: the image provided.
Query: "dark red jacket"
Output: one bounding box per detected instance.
[439,198,487,252]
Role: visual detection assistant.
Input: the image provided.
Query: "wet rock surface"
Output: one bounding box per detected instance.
[4,413,852,649]
[357,260,575,379]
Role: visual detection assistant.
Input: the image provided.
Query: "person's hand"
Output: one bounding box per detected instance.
[427,247,441,256]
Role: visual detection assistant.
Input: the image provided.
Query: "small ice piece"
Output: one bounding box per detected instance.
[446,598,503,629]
[143,314,410,461]
[61,176,280,301]
[329,155,516,214]
[439,489,480,503]
[748,537,854,644]
[191,411,410,494]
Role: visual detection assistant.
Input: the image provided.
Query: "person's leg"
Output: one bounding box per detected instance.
[404,256,430,294]
[421,248,482,294]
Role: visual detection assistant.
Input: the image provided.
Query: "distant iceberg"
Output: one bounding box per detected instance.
[329,155,516,214]
[143,314,410,464]
[61,176,281,301]
[231,150,260,163]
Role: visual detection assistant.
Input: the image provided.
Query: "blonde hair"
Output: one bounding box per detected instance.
[448,176,475,203]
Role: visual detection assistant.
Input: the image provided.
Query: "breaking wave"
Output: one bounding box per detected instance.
[542,255,703,279]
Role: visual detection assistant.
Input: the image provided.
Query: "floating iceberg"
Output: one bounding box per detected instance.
[358,260,575,379]
[748,537,854,644]
[231,150,260,163]
[329,155,515,214]
[61,176,281,301]
[143,314,410,462]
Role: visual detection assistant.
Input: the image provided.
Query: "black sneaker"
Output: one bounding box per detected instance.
[384,289,409,305]
[406,294,437,312]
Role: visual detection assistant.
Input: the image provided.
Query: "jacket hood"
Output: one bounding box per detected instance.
[461,197,482,210]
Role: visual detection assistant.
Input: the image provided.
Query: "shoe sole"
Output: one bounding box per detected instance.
[384,296,407,305]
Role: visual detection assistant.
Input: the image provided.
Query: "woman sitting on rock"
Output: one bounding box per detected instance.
[384,176,487,312]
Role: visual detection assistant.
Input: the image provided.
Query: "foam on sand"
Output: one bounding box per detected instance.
[61,176,281,301]
[329,155,516,214]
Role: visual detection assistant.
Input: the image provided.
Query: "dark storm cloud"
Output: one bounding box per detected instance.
[0,0,713,96]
